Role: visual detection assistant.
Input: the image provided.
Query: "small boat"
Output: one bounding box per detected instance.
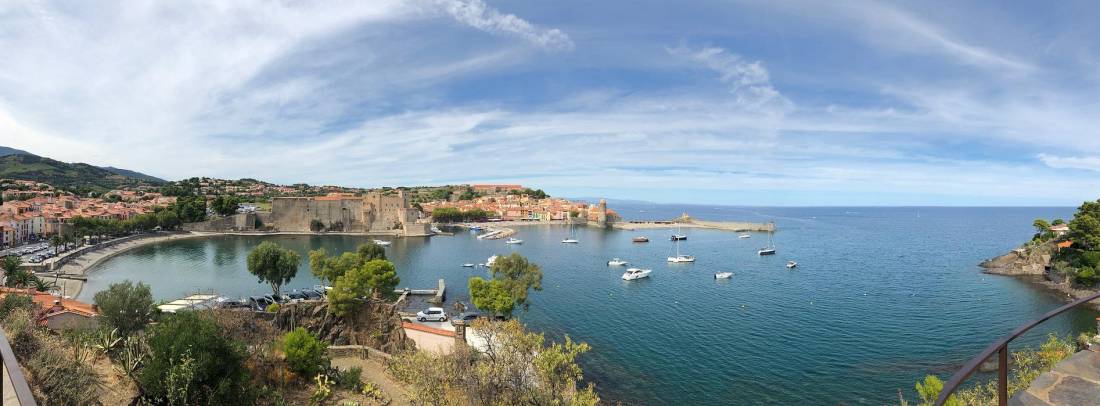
[607,258,629,266]
[621,268,652,280]
[505,238,523,244]
[469,225,483,231]
[373,239,392,246]
[786,261,797,269]
[670,234,687,241]
[632,236,649,243]
[738,234,751,239]
[486,255,499,267]
[667,255,696,263]
[714,272,733,279]
[462,263,475,268]
[562,222,579,244]
[758,227,776,255]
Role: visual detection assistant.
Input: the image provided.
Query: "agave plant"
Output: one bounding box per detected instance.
[71,335,94,364]
[115,335,148,377]
[94,327,123,356]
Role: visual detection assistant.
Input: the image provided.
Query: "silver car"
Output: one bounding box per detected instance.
[416,307,447,322]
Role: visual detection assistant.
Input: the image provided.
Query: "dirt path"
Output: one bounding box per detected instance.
[330,357,411,406]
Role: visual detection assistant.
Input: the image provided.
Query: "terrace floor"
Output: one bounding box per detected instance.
[1010,349,1100,405]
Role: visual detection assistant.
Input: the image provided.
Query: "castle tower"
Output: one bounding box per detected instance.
[597,199,608,228]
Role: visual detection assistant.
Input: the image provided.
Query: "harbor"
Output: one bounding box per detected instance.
[68,205,1086,404]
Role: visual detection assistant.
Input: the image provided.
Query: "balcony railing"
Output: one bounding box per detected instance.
[0,325,37,405]
[935,290,1100,406]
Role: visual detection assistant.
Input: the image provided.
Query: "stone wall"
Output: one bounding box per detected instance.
[270,197,366,232]
[182,213,262,232]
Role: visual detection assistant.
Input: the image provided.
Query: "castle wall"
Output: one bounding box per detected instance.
[271,197,366,232]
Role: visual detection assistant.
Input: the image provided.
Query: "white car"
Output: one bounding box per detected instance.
[416,307,448,322]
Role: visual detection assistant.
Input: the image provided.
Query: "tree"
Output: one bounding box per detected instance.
[356,241,387,262]
[1053,218,1066,225]
[328,265,371,317]
[489,253,543,311]
[138,312,253,404]
[210,195,240,217]
[468,277,514,317]
[93,280,154,336]
[362,259,399,299]
[1033,218,1051,236]
[1069,200,1100,250]
[282,327,328,377]
[156,210,180,230]
[246,241,301,296]
[308,249,333,286]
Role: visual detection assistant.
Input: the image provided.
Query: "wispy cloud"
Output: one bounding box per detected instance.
[667,44,791,111]
[431,0,574,50]
[1038,154,1100,172]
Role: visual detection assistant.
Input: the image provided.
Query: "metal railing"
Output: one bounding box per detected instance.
[935,290,1100,406]
[0,325,38,405]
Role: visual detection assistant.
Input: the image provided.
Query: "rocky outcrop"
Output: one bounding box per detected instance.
[273,300,414,354]
[981,241,1057,276]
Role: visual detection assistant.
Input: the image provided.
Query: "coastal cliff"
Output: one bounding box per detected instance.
[980,240,1057,276]
[982,240,1100,309]
[274,299,414,354]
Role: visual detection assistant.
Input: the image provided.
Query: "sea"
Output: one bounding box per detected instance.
[78,204,1096,404]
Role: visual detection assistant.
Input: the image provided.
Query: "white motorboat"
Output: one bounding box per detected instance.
[621,268,652,280]
[786,261,797,269]
[486,255,499,267]
[505,237,524,244]
[739,234,751,239]
[668,255,696,263]
[462,263,475,268]
[607,258,629,266]
[714,272,733,279]
[373,239,392,246]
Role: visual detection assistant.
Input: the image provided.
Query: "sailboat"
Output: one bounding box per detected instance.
[670,223,687,241]
[561,222,579,244]
[667,236,695,263]
[758,226,776,255]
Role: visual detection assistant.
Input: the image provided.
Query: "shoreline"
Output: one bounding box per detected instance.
[981,242,1100,311]
[50,232,208,298]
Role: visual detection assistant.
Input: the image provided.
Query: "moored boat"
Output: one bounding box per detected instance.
[462,263,475,268]
[668,254,696,263]
[632,236,649,243]
[505,237,523,244]
[739,233,751,239]
[621,268,652,280]
[607,258,629,266]
[786,260,797,269]
[714,272,733,279]
[373,239,392,246]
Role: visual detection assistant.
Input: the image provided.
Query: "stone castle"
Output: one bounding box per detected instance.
[270,190,431,236]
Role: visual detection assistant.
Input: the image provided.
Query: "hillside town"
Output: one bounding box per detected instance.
[1,179,174,248]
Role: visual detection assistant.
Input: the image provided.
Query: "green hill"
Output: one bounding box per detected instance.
[0,154,164,194]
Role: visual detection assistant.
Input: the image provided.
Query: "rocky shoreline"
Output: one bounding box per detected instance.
[981,240,1100,310]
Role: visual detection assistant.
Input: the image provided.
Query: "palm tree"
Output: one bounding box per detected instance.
[30,276,56,292]
[4,269,34,288]
[49,235,62,256]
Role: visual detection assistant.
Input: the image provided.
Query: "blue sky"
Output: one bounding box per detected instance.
[1,0,1099,205]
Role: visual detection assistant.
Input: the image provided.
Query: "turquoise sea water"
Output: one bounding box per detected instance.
[79,205,1097,404]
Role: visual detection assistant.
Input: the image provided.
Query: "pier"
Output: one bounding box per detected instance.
[394,278,446,305]
[613,214,775,232]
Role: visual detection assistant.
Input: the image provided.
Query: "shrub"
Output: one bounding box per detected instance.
[283,327,328,377]
[26,336,103,405]
[336,366,363,391]
[1075,266,1099,287]
[138,312,253,405]
[266,303,281,313]
[94,280,154,336]
[0,294,34,320]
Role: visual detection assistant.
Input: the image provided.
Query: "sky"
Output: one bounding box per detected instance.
[1,0,1100,206]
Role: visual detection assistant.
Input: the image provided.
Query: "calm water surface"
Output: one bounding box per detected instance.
[81,205,1096,404]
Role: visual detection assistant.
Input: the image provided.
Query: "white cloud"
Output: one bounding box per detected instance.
[1038,154,1100,172]
[430,0,574,50]
[667,45,791,111]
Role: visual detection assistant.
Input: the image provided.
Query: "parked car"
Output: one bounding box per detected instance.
[300,289,323,300]
[451,312,480,325]
[416,307,448,322]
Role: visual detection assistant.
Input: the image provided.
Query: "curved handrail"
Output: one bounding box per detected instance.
[0,325,38,405]
[935,290,1100,406]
